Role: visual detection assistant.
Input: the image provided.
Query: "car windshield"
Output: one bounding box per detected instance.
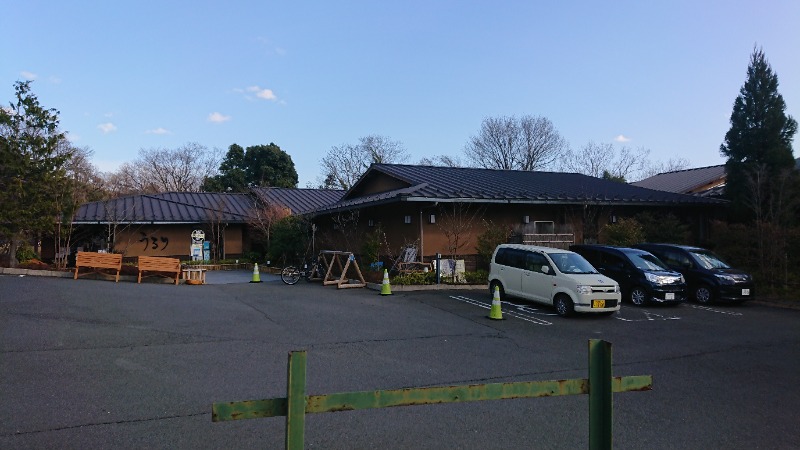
[690,250,731,270]
[627,252,669,271]
[549,252,598,274]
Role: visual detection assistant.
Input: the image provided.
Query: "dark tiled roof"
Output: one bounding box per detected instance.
[631,165,726,194]
[250,187,344,214]
[73,192,256,224]
[314,164,725,213]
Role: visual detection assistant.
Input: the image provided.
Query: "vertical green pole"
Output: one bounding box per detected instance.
[588,339,612,450]
[285,351,307,450]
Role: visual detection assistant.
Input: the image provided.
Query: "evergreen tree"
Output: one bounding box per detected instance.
[0,81,71,266]
[203,142,298,192]
[202,144,247,192]
[720,47,798,223]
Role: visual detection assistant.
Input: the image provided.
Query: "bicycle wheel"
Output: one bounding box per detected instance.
[281,266,301,285]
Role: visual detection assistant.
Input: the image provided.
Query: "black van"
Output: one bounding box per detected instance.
[570,244,687,306]
[633,243,754,304]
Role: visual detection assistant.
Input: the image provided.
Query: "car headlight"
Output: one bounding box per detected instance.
[645,272,659,284]
[613,284,620,293]
[680,274,685,283]
[715,274,736,284]
[576,285,591,295]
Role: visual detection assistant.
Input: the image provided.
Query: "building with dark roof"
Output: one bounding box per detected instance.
[71,192,257,260]
[631,165,727,197]
[70,189,344,260]
[308,164,726,268]
[68,164,725,266]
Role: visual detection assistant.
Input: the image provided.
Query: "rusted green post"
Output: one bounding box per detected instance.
[588,339,613,450]
[286,351,307,450]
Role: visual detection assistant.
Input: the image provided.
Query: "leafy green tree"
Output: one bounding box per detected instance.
[634,212,690,243]
[203,142,297,191]
[268,215,310,265]
[600,218,644,246]
[720,47,798,223]
[245,143,298,188]
[602,170,626,183]
[0,81,71,266]
[202,144,247,191]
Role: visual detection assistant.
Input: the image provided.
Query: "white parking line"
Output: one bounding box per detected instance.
[616,310,681,322]
[689,305,744,316]
[449,295,553,325]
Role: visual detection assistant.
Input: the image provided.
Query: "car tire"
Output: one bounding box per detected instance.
[630,287,648,306]
[490,281,505,301]
[695,285,713,304]
[554,295,574,317]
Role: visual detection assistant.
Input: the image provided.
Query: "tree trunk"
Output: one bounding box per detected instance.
[8,236,20,268]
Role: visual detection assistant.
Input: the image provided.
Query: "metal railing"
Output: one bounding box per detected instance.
[212,339,651,449]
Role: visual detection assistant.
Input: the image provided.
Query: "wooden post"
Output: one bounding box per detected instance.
[285,351,307,450]
[589,339,613,450]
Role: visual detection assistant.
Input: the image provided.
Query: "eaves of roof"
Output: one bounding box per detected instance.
[310,164,727,216]
[72,192,256,224]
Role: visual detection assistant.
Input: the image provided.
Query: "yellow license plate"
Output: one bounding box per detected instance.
[592,300,606,308]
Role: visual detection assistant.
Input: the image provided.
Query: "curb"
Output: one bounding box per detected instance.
[365,282,488,292]
[0,267,182,284]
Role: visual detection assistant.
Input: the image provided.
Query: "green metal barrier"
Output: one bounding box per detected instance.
[212,339,652,449]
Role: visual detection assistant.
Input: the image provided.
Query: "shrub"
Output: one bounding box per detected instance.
[476,220,511,270]
[635,212,691,243]
[392,271,436,285]
[15,242,38,263]
[360,225,382,266]
[600,218,644,246]
[462,270,489,284]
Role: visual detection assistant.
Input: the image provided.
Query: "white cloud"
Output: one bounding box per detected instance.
[20,71,38,80]
[614,134,631,143]
[49,76,62,84]
[208,112,231,123]
[246,85,278,101]
[145,127,170,135]
[97,122,117,134]
[66,132,80,142]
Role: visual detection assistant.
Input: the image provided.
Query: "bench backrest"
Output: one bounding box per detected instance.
[138,256,181,272]
[76,251,122,269]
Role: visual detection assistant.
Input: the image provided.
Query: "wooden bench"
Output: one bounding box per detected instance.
[74,251,123,282]
[137,256,181,285]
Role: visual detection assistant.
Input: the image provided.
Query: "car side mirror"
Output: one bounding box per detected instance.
[541,265,550,274]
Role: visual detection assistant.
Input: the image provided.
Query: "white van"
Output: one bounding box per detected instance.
[488,244,621,317]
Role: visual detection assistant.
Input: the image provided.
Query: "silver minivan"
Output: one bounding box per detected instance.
[488,244,621,317]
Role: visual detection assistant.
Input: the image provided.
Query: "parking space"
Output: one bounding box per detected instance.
[446,291,751,326]
[449,294,556,325]
[2,276,799,449]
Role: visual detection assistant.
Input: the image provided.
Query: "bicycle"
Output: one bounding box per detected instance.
[280,258,323,285]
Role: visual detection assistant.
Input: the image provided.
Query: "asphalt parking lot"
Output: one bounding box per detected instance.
[1,273,799,449]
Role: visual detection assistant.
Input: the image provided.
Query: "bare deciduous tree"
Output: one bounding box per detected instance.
[319,135,409,190]
[248,201,292,258]
[418,154,463,167]
[52,145,108,268]
[105,143,221,195]
[464,115,567,171]
[559,142,652,182]
[638,157,691,180]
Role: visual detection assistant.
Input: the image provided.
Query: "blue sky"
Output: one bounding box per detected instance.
[3,1,799,186]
